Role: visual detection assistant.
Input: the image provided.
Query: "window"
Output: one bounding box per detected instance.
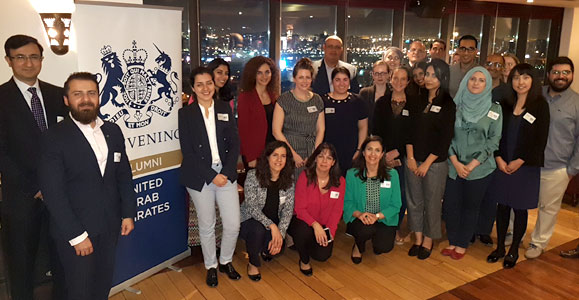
[489,17,519,55]
[346,7,394,88]
[450,13,483,62]
[526,19,551,79]
[281,3,337,92]
[403,11,441,63]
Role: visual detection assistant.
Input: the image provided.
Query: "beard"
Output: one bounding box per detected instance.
[549,78,573,92]
[71,102,100,124]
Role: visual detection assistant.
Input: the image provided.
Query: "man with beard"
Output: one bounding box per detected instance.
[312,36,359,95]
[524,57,579,259]
[38,72,136,299]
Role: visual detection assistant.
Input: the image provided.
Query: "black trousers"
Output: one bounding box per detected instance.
[239,218,275,267]
[443,175,492,248]
[0,190,61,300]
[346,219,396,254]
[55,230,119,300]
[476,172,498,235]
[287,217,333,264]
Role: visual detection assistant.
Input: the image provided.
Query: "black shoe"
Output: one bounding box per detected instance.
[478,235,494,247]
[218,262,241,280]
[261,251,273,262]
[206,268,218,287]
[247,264,261,282]
[560,248,579,259]
[487,249,506,263]
[417,245,433,260]
[408,244,421,257]
[299,260,313,276]
[351,244,362,264]
[503,253,519,269]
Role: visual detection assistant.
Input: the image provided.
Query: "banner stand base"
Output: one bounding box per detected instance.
[124,287,142,295]
[109,248,191,296]
[167,265,183,272]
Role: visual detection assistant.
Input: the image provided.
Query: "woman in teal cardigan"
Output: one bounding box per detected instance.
[344,136,402,264]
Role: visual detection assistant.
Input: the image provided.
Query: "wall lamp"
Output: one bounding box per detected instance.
[39,13,72,55]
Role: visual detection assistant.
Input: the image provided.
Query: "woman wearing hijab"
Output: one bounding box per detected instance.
[441,67,503,260]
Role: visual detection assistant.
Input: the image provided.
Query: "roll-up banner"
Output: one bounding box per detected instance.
[74,1,188,295]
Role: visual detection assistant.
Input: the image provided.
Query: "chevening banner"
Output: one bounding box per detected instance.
[73,1,188,294]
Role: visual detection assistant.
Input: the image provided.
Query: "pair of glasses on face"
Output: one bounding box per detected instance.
[458,47,476,53]
[550,70,572,76]
[485,62,503,68]
[10,55,43,63]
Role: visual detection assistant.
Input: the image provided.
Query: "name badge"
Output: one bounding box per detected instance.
[402,109,409,116]
[325,107,335,114]
[487,110,500,120]
[279,196,287,204]
[523,112,536,124]
[430,105,441,113]
[330,191,340,199]
[307,106,318,113]
[380,181,392,188]
[217,113,229,121]
[56,116,65,123]
[114,152,121,163]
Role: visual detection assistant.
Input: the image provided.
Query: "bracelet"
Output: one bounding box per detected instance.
[375,213,380,219]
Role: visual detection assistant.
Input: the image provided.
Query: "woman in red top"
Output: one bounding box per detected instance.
[238,56,281,168]
[288,143,345,276]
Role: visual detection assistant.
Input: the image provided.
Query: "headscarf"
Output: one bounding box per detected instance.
[453,66,493,128]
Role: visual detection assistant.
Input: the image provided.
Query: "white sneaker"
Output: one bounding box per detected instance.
[525,243,543,259]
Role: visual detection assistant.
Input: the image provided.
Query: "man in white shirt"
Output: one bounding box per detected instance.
[38,72,136,299]
[312,36,359,95]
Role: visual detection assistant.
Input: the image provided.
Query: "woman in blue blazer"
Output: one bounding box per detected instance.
[178,67,241,287]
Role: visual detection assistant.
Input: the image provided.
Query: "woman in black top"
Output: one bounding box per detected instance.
[373,66,415,245]
[405,59,456,260]
[486,64,549,269]
[239,141,296,281]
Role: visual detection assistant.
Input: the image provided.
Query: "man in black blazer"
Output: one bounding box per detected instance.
[311,36,360,96]
[39,72,136,299]
[0,34,67,299]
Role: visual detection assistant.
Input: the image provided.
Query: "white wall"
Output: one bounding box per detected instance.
[0,0,143,87]
[559,7,579,92]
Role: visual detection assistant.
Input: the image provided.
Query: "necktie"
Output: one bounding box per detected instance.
[28,87,48,131]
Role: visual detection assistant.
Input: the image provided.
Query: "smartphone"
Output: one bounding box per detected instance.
[324,227,333,243]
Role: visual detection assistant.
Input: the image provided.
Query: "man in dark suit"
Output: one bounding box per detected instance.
[0,34,67,299]
[39,72,136,299]
[311,36,359,96]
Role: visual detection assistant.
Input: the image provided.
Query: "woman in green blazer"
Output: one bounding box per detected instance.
[344,136,402,264]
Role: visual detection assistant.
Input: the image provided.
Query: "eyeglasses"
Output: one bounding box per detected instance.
[9,55,43,63]
[372,72,389,77]
[550,70,572,76]
[485,62,503,68]
[408,49,425,54]
[458,47,477,53]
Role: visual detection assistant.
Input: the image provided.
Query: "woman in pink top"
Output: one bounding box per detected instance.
[288,143,345,276]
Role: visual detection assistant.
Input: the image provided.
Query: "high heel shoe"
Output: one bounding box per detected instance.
[503,253,519,269]
[351,244,362,264]
[261,251,273,262]
[299,260,313,276]
[246,264,261,282]
[486,249,506,263]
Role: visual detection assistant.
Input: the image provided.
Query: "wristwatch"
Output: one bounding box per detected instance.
[375,213,380,219]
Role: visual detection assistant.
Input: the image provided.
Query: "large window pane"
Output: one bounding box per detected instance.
[489,17,519,55]
[346,7,393,88]
[449,14,483,63]
[281,3,337,92]
[526,19,551,80]
[200,0,269,92]
[403,11,441,64]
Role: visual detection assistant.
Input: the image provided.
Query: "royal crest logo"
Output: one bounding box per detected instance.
[96,40,179,129]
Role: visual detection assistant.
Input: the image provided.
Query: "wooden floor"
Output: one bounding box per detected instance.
[109,203,579,300]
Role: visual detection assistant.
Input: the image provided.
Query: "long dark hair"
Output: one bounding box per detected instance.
[189,66,215,100]
[304,143,342,190]
[352,136,391,182]
[207,58,233,102]
[425,58,450,100]
[255,141,295,190]
[506,63,545,109]
[239,56,280,97]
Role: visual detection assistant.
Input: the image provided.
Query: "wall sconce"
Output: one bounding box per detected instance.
[39,13,72,55]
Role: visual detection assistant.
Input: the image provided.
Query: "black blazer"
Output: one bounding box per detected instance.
[495,98,550,167]
[360,84,390,134]
[312,62,360,96]
[372,91,416,157]
[178,100,240,191]
[407,91,456,162]
[38,117,136,241]
[0,78,67,196]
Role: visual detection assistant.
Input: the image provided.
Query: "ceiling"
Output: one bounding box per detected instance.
[476,0,579,8]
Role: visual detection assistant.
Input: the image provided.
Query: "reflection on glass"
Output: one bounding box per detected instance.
[526,19,551,80]
[281,3,337,92]
[489,17,519,55]
[200,0,270,95]
[346,8,393,88]
[403,11,441,64]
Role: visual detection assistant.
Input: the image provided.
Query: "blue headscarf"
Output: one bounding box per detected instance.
[453,66,493,128]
